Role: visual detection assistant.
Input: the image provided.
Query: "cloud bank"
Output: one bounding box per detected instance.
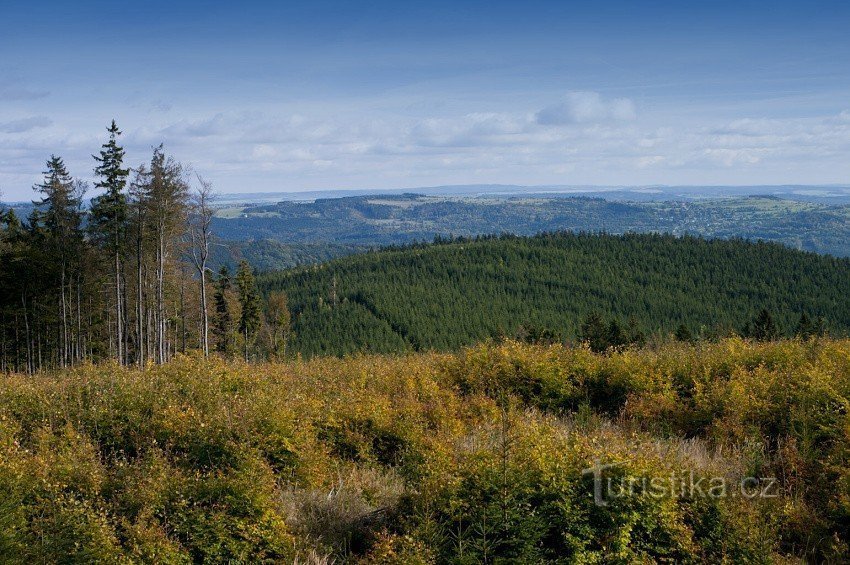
[536,92,636,125]
[0,90,849,198]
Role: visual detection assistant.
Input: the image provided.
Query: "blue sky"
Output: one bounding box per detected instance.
[1,0,850,199]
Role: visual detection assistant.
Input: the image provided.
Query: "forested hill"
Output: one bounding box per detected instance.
[256,232,850,357]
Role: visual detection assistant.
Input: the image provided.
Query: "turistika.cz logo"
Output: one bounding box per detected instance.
[581,459,779,507]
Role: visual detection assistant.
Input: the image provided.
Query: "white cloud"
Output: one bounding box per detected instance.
[536,91,636,125]
[0,116,52,133]
[0,78,49,101]
[2,97,850,198]
[637,155,665,168]
[702,148,766,166]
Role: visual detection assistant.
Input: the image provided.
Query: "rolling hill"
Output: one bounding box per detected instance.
[257,232,850,357]
[214,194,850,258]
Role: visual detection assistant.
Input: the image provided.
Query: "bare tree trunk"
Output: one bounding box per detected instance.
[200,268,208,355]
[137,230,145,368]
[179,271,186,354]
[157,226,165,364]
[76,273,83,363]
[34,301,41,372]
[60,265,68,368]
[115,250,123,365]
[14,314,20,373]
[121,273,129,363]
[21,293,31,374]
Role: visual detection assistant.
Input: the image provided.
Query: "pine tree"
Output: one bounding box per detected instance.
[89,121,129,364]
[236,260,261,361]
[213,266,233,355]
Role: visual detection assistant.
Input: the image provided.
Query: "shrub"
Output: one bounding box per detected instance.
[0,339,847,561]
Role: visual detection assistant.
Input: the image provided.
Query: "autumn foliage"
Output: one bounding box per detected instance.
[1,337,848,562]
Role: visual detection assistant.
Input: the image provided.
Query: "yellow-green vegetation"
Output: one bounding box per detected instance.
[1,338,849,562]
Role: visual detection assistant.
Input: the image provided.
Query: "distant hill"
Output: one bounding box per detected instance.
[208,239,366,272]
[257,232,850,357]
[213,183,850,204]
[214,194,850,258]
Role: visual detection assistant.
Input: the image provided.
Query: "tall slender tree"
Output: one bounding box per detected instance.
[32,156,86,367]
[89,120,129,364]
[129,165,150,367]
[189,175,215,356]
[143,146,189,364]
[265,290,291,359]
[236,260,261,361]
[213,266,234,355]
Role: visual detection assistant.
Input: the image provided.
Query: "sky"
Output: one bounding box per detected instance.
[1,0,850,200]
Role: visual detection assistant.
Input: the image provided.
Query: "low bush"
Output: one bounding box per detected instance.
[0,339,847,561]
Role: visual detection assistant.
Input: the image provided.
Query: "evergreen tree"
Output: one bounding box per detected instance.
[32,155,87,367]
[748,308,780,342]
[813,316,827,337]
[213,266,233,355]
[625,316,646,347]
[236,260,261,360]
[606,318,627,349]
[255,233,850,358]
[515,323,558,345]
[674,323,693,342]
[33,156,83,235]
[580,312,608,353]
[142,145,189,363]
[795,313,814,340]
[89,121,129,364]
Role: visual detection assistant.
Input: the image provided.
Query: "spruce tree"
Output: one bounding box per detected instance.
[89,121,129,364]
[579,312,608,353]
[236,260,261,360]
[606,318,627,349]
[142,145,189,363]
[34,156,83,239]
[213,266,233,355]
[749,308,779,342]
[795,313,814,340]
[32,156,86,367]
[674,323,693,342]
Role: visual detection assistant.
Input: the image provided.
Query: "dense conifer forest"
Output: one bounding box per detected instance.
[257,232,850,357]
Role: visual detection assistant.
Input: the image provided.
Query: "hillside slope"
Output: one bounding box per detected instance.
[257,232,850,357]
